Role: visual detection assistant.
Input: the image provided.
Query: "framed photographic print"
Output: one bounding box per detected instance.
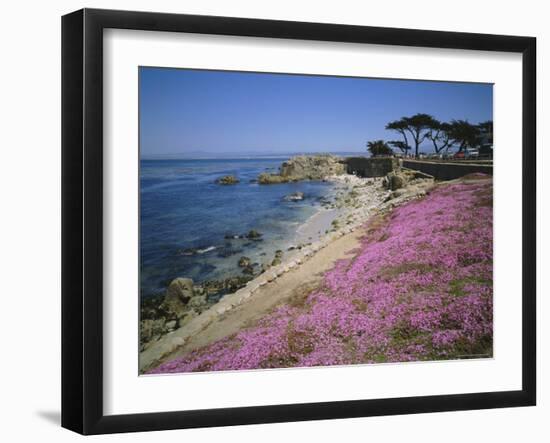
[61,8,536,435]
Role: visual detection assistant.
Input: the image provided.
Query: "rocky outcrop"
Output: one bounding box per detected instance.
[216,175,239,185]
[258,155,346,184]
[281,155,346,178]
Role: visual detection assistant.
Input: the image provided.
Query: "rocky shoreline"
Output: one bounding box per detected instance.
[139,158,435,368]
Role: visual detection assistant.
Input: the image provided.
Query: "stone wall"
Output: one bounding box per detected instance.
[345,157,399,178]
[402,160,493,181]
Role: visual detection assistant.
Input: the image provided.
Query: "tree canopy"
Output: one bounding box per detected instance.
[382,114,492,157]
[446,119,481,151]
[386,113,438,157]
[366,140,393,157]
[426,120,453,153]
[388,140,410,154]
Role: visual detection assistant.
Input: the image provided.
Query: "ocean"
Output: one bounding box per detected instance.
[140,158,337,299]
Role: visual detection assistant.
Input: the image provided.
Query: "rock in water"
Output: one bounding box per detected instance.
[246,229,262,239]
[238,256,251,267]
[224,233,241,239]
[258,172,288,184]
[161,277,194,315]
[283,191,305,201]
[216,175,239,185]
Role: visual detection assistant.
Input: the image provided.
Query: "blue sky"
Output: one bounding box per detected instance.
[139,67,492,158]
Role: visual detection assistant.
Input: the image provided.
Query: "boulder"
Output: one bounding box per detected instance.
[216,175,239,185]
[385,171,408,190]
[161,277,194,314]
[165,320,177,331]
[383,168,434,194]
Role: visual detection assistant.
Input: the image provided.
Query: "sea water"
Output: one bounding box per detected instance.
[140,158,335,298]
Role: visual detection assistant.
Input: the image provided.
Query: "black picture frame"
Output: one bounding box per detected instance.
[61,8,536,435]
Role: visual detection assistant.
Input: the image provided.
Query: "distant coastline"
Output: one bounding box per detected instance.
[140,151,369,161]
